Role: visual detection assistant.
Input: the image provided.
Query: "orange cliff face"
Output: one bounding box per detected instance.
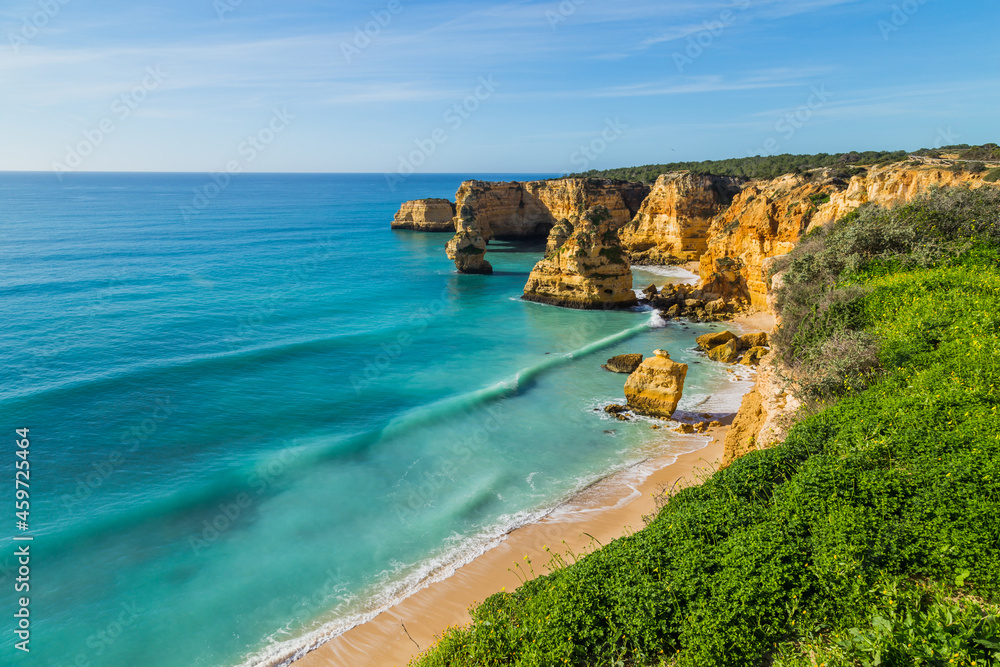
[522,205,638,309]
[448,178,649,241]
[619,172,743,264]
[698,164,990,309]
[391,198,456,232]
[443,178,649,273]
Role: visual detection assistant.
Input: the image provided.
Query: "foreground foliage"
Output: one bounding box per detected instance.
[411,187,1000,666]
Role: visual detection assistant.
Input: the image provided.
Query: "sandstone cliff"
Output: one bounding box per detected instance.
[522,205,637,309]
[391,198,456,232]
[442,178,649,274]
[623,349,687,418]
[698,164,989,309]
[448,178,650,241]
[619,173,742,264]
[722,352,801,467]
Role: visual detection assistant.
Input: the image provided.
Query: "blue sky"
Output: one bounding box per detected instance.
[2,0,998,174]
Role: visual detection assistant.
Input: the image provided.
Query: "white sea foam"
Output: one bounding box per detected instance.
[241,318,755,667]
[649,310,668,328]
[633,265,699,284]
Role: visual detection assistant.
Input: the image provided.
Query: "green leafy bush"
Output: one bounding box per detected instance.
[984,167,1000,183]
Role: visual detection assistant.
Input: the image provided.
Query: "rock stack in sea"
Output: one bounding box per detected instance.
[391,198,456,232]
[445,204,493,275]
[522,205,637,309]
[623,349,688,418]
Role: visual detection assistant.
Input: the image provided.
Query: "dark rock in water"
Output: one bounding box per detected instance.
[602,353,644,374]
[603,429,617,435]
[642,283,658,299]
[604,403,629,415]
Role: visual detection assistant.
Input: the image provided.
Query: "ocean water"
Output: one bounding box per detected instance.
[0,173,752,667]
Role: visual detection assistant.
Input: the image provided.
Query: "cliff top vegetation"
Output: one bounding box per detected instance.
[567,143,1000,184]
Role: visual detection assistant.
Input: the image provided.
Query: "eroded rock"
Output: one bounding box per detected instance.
[624,349,688,418]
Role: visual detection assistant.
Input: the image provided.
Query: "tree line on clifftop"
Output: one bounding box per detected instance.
[410,185,1000,667]
[566,143,1000,183]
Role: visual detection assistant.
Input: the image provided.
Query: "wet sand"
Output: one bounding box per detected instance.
[292,422,732,667]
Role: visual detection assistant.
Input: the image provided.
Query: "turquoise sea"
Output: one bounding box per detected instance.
[0,173,752,666]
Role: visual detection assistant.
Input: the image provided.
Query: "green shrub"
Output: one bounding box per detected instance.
[984,167,1000,182]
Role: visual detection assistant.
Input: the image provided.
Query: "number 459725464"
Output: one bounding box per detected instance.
[16,428,30,526]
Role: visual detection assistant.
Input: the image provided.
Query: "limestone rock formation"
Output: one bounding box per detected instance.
[624,349,688,418]
[698,164,989,310]
[708,339,740,363]
[602,353,643,374]
[739,332,768,349]
[696,330,738,351]
[391,198,456,232]
[619,172,743,264]
[740,346,769,366]
[445,205,492,274]
[451,178,650,241]
[522,205,638,310]
[722,352,801,467]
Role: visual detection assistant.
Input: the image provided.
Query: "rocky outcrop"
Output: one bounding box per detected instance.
[699,164,989,310]
[619,172,742,264]
[445,204,492,275]
[391,199,456,232]
[603,354,644,374]
[722,353,801,467]
[696,330,738,351]
[522,206,638,309]
[442,178,648,274]
[450,178,649,241]
[623,349,688,418]
[648,284,747,322]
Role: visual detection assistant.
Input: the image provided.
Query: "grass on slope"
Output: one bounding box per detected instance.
[411,189,1000,667]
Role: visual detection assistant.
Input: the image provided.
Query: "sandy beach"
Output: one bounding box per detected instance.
[292,422,732,667]
[289,309,774,667]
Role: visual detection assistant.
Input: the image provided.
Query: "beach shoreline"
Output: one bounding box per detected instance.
[290,421,733,667]
[284,307,774,667]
